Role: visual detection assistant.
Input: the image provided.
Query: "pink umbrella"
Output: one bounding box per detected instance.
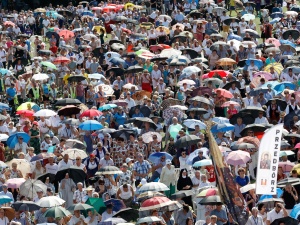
[177,79,196,86]
[253,71,273,81]
[295,142,300,149]
[226,150,251,166]
[6,178,26,188]
[278,161,295,172]
[215,88,233,99]
[202,73,209,79]
[221,101,240,108]
[265,38,281,47]
[294,91,300,103]
[142,132,162,143]
[250,77,263,88]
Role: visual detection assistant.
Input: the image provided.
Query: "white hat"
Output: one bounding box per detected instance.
[140,178,147,186]
[166,159,172,164]
[126,158,133,163]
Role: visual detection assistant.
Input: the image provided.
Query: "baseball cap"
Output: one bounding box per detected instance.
[126,158,133,163]
[166,159,172,164]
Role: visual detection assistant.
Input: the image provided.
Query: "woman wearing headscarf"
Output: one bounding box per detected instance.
[60,173,76,208]
[177,169,193,207]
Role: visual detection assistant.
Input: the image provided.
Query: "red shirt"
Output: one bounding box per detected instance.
[206,165,216,182]
[50,45,58,54]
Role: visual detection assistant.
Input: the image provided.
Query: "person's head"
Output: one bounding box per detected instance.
[257,203,266,212]
[251,207,258,217]
[238,168,245,177]
[258,111,264,118]
[77,182,83,190]
[137,153,143,162]
[186,217,193,225]
[291,169,298,178]
[275,202,282,213]
[106,204,113,213]
[182,204,190,213]
[74,210,80,217]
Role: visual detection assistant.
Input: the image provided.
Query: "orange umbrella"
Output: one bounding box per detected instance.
[3,21,15,26]
[59,30,74,39]
[53,56,71,64]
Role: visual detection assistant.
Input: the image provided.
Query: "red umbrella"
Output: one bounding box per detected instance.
[121,28,131,34]
[215,88,233,99]
[53,56,71,64]
[140,197,173,210]
[16,110,34,117]
[237,136,260,148]
[208,70,229,78]
[3,21,15,26]
[149,44,172,52]
[80,109,102,118]
[59,30,75,39]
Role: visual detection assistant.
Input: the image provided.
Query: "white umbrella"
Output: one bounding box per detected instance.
[0,134,9,141]
[227,39,241,51]
[32,73,49,81]
[137,182,170,193]
[83,34,97,40]
[186,148,209,165]
[177,79,196,86]
[240,183,256,193]
[160,49,182,58]
[36,196,65,207]
[88,74,105,80]
[94,84,114,96]
[182,66,201,76]
[65,139,85,149]
[183,119,206,129]
[241,13,255,21]
[137,217,161,224]
[169,105,188,111]
[34,109,57,117]
[7,159,31,176]
[123,83,138,90]
[19,179,47,199]
[0,161,7,169]
[62,148,88,160]
[285,11,298,17]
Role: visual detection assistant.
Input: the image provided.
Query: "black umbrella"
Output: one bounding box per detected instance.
[57,105,81,115]
[271,217,298,225]
[45,31,60,42]
[150,56,168,62]
[127,117,157,130]
[122,52,137,58]
[205,29,219,35]
[96,166,122,175]
[189,10,201,17]
[55,98,82,106]
[240,106,266,118]
[12,201,40,211]
[170,190,194,199]
[180,48,198,59]
[126,65,144,74]
[12,57,28,67]
[199,196,222,205]
[277,178,300,186]
[281,141,291,149]
[17,34,29,39]
[175,135,201,148]
[56,167,87,184]
[283,110,300,128]
[266,99,287,111]
[222,81,241,90]
[57,10,73,16]
[188,96,213,106]
[38,50,52,56]
[237,59,247,67]
[291,6,300,12]
[113,208,139,221]
[282,29,300,40]
[92,47,103,58]
[229,112,255,125]
[129,105,151,118]
[240,124,267,137]
[106,67,125,77]
[67,75,86,83]
[223,17,240,26]
[65,139,86,149]
[110,129,136,140]
[249,87,269,97]
[187,108,208,115]
[170,35,187,44]
[36,173,56,183]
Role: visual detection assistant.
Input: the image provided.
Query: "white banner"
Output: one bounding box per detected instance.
[255,124,283,195]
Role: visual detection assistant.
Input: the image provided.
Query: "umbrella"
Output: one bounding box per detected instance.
[67,75,86,83]
[210,41,230,51]
[196,187,218,197]
[110,129,136,140]
[56,167,86,183]
[140,197,173,210]
[216,58,236,66]
[113,208,139,222]
[266,99,287,111]
[7,159,31,176]
[19,179,47,199]
[175,135,201,148]
[129,105,151,118]
[177,79,196,86]
[0,196,13,205]
[79,120,103,131]
[32,73,49,81]
[6,178,26,188]
[6,132,30,149]
[188,96,213,106]
[161,98,184,111]
[280,44,296,53]
[282,29,300,40]
[205,29,219,35]
[223,17,240,26]
[0,134,8,141]
[36,196,65,207]
[249,87,269,97]
[186,108,208,115]
[80,109,102,118]
[180,48,198,59]
[215,88,234,99]
[160,49,182,58]
[65,139,85,150]
[170,190,194,199]
[222,81,241,90]
[34,109,57,117]
[85,197,106,214]
[111,43,126,52]
[43,206,71,218]
[55,98,81,106]
[274,82,296,94]
[127,117,157,130]
[12,201,40,211]
[105,218,127,224]
[226,150,251,165]
[246,59,264,69]
[16,110,34,117]
[142,132,162,144]
[239,106,266,118]
[283,66,300,74]
[57,105,81,116]
[36,173,56,183]
[199,196,222,205]
[148,152,172,163]
[98,104,117,111]
[221,101,240,108]
[264,47,281,54]
[240,184,256,193]
[237,136,260,149]
[211,123,235,133]
[183,119,206,130]
[67,203,94,212]
[59,30,74,39]
[62,118,80,126]
[208,70,229,79]
[138,182,169,193]
[40,61,57,70]
[62,149,88,160]
[137,217,161,224]
[193,159,213,167]
[96,166,122,175]
[137,191,166,202]
[104,199,125,212]
[240,124,267,137]
[182,66,201,76]
[253,71,273,80]
[278,161,295,173]
[126,65,144,73]
[244,29,260,38]
[271,217,298,225]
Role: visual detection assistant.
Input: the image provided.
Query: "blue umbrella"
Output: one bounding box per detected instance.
[0,103,9,110]
[259,188,283,201]
[46,11,58,19]
[270,17,281,25]
[280,39,296,48]
[79,120,103,131]
[211,123,234,133]
[283,66,300,74]
[148,152,173,163]
[249,87,269,96]
[0,195,12,204]
[291,203,300,218]
[212,117,229,124]
[109,57,127,68]
[104,199,124,212]
[228,33,242,41]
[270,12,284,19]
[81,11,94,17]
[261,81,280,89]
[246,59,263,69]
[274,82,296,94]
[7,132,30,148]
[193,159,212,167]
[0,68,10,75]
[98,104,118,111]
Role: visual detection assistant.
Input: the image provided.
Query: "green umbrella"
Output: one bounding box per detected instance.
[67,203,94,212]
[85,198,106,214]
[41,61,57,70]
[43,206,71,218]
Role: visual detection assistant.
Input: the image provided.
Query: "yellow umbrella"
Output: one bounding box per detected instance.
[140,22,153,30]
[17,102,39,111]
[263,63,283,75]
[92,26,106,34]
[292,164,300,175]
[216,58,237,66]
[156,26,170,35]
[124,2,135,9]
[34,8,46,13]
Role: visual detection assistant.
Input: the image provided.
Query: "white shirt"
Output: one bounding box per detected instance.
[247,65,259,80]
[57,160,73,171]
[14,142,28,154]
[101,211,116,222]
[243,97,253,107]
[45,163,58,174]
[38,119,51,134]
[151,70,162,87]
[125,98,136,109]
[254,116,269,124]
[245,215,264,225]
[68,215,85,225]
[266,208,284,224]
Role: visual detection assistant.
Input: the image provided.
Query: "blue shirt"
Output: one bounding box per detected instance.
[235,175,249,187]
[6,87,16,100]
[132,113,144,118]
[114,113,126,125]
[210,208,228,225]
[43,84,49,95]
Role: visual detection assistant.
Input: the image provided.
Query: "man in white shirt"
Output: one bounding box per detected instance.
[247,60,259,80]
[246,207,264,225]
[45,156,58,174]
[243,93,253,107]
[73,182,86,204]
[285,97,299,115]
[57,154,73,171]
[100,204,116,222]
[156,78,166,94]
[68,210,85,225]
[266,203,288,225]
[0,46,6,68]
[254,111,269,124]
[125,92,136,109]
[38,117,51,140]
[151,65,162,88]
[99,153,114,168]
[239,17,247,35]
[14,136,28,154]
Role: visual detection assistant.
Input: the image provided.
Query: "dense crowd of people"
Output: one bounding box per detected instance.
[0,0,299,225]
